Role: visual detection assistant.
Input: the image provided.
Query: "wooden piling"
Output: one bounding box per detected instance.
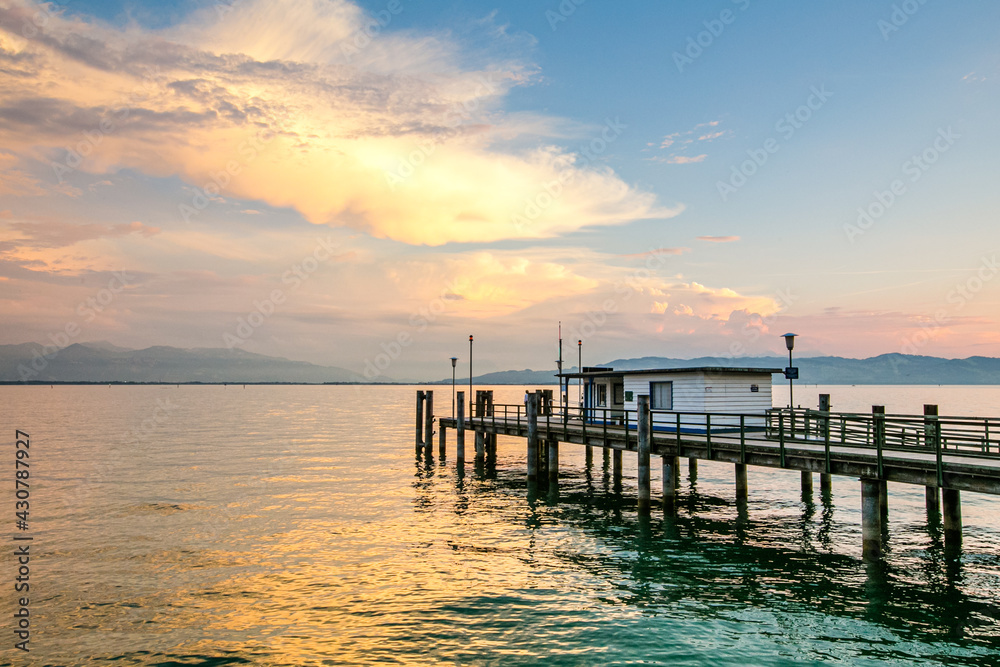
[926,486,940,516]
[637,396,651,514]
[861,478,882,561]
[924,404,940,507]
[585,445,593,466]
[485,391,496,458]
[735,463,748,501]
[424,390,434,455]
[527,393,538,482]
[547,437,559,486]
[438,424,446,458]
[456,391,466,465]
[879,479,888,525]
[689,458,698,475]
[415,390,424,454]
[820,474,832,495]
[801,471,813,497]
[942,488,962,547]
[662,455,678,513]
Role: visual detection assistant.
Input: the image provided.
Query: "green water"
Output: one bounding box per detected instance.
[2,384,999,665]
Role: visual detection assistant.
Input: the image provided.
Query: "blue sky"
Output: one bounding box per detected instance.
[1,0,998,378]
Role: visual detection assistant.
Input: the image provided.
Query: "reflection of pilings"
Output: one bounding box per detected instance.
[662,455,678,514]
[942,488,962,548]
[424,390,434,456]
[456,391,465,466]
[735,463,748,502]
[527,393,538,483]
[862,478,882,561]
[415,390,424,454]
[637,396,651,515]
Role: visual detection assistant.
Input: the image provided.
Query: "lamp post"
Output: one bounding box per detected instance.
[577,340,582,409]
[450,356,458,419]
[469,335,474,417]
[782,333,798,409]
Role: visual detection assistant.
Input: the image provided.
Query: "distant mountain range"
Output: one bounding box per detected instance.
[0,342,365,383]
[434,354,1000,386]
[2,343,999,385]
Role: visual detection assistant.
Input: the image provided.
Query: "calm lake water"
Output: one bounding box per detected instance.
[3,384,1000,666]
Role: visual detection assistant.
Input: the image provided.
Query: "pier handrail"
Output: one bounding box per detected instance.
[464,403,1000,461]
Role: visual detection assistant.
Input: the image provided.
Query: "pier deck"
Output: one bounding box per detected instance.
[421,389,999,560]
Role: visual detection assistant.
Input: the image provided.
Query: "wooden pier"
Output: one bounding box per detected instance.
[419,390,1000,561]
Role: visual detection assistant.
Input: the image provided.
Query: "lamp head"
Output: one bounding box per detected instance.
[450,356,457,368]
[469,335,473,342]
[781,333,798,351]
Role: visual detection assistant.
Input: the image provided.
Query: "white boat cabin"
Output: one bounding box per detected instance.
[557,366,781,431]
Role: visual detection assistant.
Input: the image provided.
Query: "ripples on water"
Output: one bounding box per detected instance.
[2,384,1000,666]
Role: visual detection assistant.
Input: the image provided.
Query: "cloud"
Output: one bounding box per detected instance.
[697,235,739,243]
[664,154,706,164]
[3,219,160,249]
[621,247,689,258]
[0,0,673,245]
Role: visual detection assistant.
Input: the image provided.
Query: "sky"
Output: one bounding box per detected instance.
[0,0,998,380]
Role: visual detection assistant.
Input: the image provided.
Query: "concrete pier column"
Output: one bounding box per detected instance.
[547,438,559,486]
[526,393,539,482]
[424,391,434,455]
[456,392,465,465]
[415,390,425,454]
[820,474,832,495]
[942,488,962,547]
[637,396,651,514]
[735,463,748,502]
[662,455,678,513]
[861,478,882,561]
[801,471,813,497]
[926,486,940,516]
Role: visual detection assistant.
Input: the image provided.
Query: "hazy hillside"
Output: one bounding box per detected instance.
[0,342,368,383]
[434,354,1000,385]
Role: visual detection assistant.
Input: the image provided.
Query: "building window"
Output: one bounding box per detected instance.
[596,384,608,407]
[650,381,673,410]
[613,384,624,405]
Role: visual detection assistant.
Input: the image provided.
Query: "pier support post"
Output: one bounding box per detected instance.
[438,425,446,458]
[612,449,623,489]
[486,391,496,459]
[586,445,593,466]
[861,478,882,561]
[926,486,940,517]
[637,396,651,514]
[820,474,832,495]
[547,438,559,486]
[942,488,962,547]
[415,391,425,454]
[689,458,698,477]
[456,392,466,465]
[879,479,889,526]
[424,391,434,455]
[735,463,748,502]
[801,471,813,497]
[527,393,539,482]
[662,455,678,513]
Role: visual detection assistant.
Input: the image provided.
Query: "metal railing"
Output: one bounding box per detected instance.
[463,403,1000,479]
